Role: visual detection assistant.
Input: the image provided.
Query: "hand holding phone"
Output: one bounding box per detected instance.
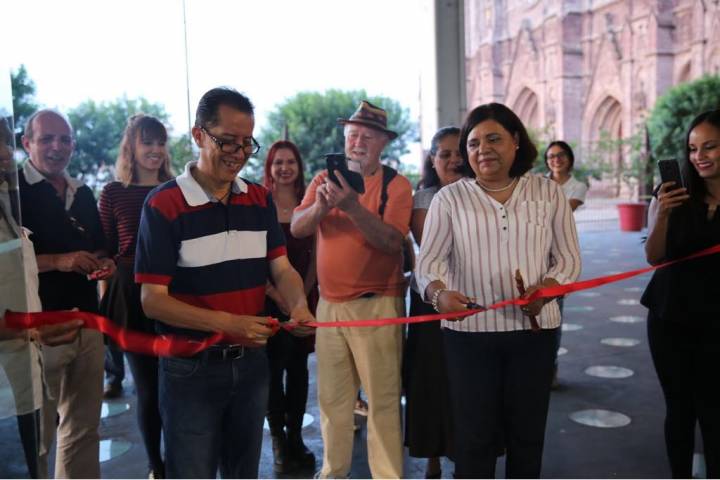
[655,159,689,218]
[325,153,365,194]
[658,159,683,190]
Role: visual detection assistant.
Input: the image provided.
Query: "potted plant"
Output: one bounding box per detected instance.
[616,131,652,232]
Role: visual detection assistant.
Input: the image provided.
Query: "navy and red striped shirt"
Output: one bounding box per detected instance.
[134,162,287,339]
[98,182,155,264]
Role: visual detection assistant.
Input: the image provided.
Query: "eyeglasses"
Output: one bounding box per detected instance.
[546,151,567,161]
[201,127,261,155]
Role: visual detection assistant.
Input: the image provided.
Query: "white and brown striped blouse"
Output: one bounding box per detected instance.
[415,173,581,332]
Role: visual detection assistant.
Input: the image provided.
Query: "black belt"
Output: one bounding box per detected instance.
[199,344,245,361]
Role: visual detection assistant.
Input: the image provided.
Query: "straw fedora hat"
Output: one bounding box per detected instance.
[337,100,398,140]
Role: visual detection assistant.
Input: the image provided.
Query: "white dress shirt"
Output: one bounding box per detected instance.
[415,173,582,332]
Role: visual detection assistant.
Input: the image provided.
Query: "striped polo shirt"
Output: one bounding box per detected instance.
[134,162,287,339]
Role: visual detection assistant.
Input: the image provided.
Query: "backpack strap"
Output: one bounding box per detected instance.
[379,165,397,219]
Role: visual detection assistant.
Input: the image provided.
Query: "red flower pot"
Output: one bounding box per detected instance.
[617,203,647,232]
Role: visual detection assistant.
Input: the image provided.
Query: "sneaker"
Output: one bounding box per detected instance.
[103,383,123,399]
[353,398,368,416]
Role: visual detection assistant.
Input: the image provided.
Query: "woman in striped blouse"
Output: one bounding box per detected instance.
[98,114,174,478]
[415,103,581,478]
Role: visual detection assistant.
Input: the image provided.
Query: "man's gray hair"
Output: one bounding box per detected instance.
[24,109,73,140]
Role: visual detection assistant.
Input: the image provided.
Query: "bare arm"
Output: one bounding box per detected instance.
[645,182,689,265]
[424,280,472,320]
[269,256,315,336]
[410,208,428,246]
[568,199,583,212]
[326,171,404,254]
[140,283,272,345]
[36,251,103,274]
[290,200,329,239]
[265,282,289,315]
[343,201,404,254]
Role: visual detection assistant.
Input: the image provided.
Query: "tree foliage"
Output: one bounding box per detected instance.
[169,133,195,175]
[67,97,169,176]
[255,89,417,179]
[11,65,40,147]
[647,75,720,165]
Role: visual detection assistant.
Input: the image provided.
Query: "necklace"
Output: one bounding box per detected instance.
[216,187,232,203]
[476,177,517,192]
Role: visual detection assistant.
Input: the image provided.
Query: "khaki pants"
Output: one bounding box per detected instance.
[316,296,404,479]
[39,328,103,479]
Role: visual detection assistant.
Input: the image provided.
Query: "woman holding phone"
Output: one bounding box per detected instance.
[642,109,720,478]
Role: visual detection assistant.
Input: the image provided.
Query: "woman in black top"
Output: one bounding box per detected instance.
[642,109,720,478]
[262,140,318,474]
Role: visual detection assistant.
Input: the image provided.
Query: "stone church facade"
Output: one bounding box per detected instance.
[464,0,720,167]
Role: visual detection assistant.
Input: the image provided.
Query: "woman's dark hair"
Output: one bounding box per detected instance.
[418,126,460,189]
[684,109,720,202]
[263,140,306,200]
[194,87,254,129]
[458,103,537,178]
[544,140,575,175]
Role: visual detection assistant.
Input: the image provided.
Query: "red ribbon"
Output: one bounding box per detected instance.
[302,243,720,328]
[6,243,720,356]
[5,311,281,357]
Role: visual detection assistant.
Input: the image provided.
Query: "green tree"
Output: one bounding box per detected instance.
[647,75,720,166]
[67,97,169,176]
[255,89,417,179]
[11,64,40,147]
[169,133,195,174]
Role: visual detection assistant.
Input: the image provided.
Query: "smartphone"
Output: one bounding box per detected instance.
[658,159,684,189]
[325,153,365,194]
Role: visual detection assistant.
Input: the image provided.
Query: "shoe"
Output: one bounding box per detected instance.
[353,398,368,416]
[425,458,441,478]
[148,469,164,479]
[287,430,316,469]
[271,432,297,474]
[103,383,122,399]
[148,462,165,479]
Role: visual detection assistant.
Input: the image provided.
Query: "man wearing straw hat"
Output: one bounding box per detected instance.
[292,100,412,478]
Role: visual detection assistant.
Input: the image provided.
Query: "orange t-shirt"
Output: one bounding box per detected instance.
[296,168,412,302]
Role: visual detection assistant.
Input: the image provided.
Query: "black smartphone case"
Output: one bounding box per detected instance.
[326,154,365,194]
[658,159,683,188]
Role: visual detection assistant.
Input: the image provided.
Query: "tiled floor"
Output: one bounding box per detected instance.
[0,228,705,478]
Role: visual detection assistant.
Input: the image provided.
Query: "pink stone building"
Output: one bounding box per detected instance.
[464,0,720,168]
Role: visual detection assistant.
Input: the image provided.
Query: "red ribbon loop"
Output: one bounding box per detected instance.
[6,243,719,357]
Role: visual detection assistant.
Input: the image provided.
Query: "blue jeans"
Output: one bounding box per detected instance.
[159,347,269,479]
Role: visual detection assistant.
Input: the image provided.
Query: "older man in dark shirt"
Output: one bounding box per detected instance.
[18,109,114,478]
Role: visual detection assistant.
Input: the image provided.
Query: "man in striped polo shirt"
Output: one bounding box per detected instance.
[135,87,314,479]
